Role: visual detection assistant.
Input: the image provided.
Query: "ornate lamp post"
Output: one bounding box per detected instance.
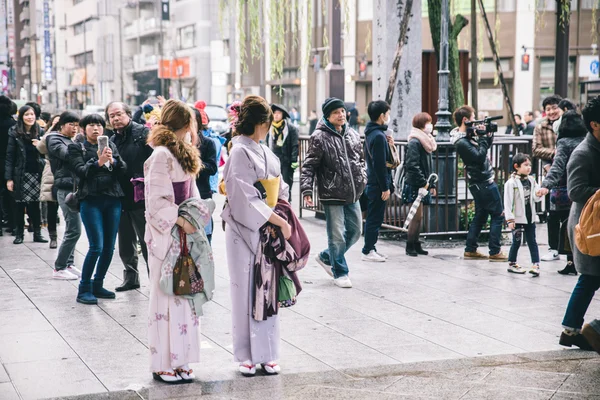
[435,0,452,142]
[428,0,459,232]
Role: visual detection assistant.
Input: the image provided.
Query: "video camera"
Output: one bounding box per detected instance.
[465,115,503,136]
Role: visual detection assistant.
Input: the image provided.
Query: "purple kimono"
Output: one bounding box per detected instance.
[221,135,289,364]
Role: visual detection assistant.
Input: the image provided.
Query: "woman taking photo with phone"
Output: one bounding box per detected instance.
[5,105,47,244]
[68,114,127,305]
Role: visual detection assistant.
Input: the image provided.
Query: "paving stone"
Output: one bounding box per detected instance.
[481,366,570,390]
[0,382,20,400]
[0,329,77,363]
[383,376,476,398]
[459,384,554,399]
[0,308,54,335]
[6,358,106,400]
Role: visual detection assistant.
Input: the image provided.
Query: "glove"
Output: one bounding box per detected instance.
[291,162,299,170]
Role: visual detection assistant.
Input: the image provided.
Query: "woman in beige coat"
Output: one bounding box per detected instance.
[36,115,60,248]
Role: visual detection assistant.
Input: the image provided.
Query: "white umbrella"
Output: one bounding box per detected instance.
[400,173,438,232]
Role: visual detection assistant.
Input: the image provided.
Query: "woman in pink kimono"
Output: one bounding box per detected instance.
[222,96,292,376]
[144,100,202,384]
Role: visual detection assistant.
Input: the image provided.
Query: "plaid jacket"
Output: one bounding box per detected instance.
[532,118,556,162]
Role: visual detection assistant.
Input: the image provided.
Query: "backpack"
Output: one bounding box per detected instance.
[575,190,600,257]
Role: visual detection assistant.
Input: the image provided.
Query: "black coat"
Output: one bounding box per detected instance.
[300,119,366,205]
[196,133,218,199]
[46,133,76,191]
[68,140,127,200]
[364,122,391,191]
[455,134,494,184]
[109,121,152,210]
[405,138,434,189]
[4,127,45,201]
[0,117,16,181]
[266,120,299,168]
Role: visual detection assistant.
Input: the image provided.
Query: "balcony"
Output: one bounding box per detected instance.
[124,18,168,40]
[19,7,30,22]
[20,46,30,58]
[21,65,30,76]
[20,26,30,40]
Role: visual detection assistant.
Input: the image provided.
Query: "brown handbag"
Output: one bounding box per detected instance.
[172,227,204,296]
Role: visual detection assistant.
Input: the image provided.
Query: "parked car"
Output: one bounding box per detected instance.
[82,105,105,117]
[204,104,229,134]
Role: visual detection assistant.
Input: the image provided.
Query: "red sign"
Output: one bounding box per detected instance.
[159,58,190,79]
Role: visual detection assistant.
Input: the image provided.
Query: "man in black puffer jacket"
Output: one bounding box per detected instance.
[106,102,153,291]
[301,97,366,289]
[450,105,507,262]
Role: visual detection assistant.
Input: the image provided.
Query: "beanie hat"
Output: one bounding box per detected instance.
[194,100,209,125]
[142,103,154,114]
[322,97,345,119]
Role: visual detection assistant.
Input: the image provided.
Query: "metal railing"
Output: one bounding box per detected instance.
[298,135,537,237]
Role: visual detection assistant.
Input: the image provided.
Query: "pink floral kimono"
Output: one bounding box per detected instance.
[144,146,201,372]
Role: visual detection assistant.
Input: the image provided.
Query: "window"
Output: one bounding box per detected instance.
[73,20,92,36]
[177,25,195,50]
[73,51,94,68]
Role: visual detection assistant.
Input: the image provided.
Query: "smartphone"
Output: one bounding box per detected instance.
[98,135,109,155]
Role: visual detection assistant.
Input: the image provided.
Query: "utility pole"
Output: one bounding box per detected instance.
[118,8,124,100]
[470,0,478,112]
[325,0,344,100]
[554,0,570,98]
[83,19,88,107]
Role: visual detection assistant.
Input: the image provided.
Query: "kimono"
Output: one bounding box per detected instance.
[144,146,202,372]
[221,135,289,364]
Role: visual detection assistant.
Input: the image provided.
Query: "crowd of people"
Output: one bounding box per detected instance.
[2,90,600,383]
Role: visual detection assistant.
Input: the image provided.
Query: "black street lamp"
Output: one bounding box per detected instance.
[435,0,452,142]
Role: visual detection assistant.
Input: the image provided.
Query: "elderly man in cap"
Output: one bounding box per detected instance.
[266,104,299,200]
[301,97,366,288]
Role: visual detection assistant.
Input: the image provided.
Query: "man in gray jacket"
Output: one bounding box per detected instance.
[560,95,600,353]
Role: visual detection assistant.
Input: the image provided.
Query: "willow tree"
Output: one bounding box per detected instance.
[427,0,468,114]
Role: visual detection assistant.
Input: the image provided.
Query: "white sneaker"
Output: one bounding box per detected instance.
[361,250,386,263]
[67,265,82,277]
[375,250,388,259]
[53,269,78,280]
[334,275,353,288]
[315,255,334,277]
[541,250,560,261]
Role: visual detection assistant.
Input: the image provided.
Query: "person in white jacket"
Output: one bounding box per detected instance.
[504,153,545,276]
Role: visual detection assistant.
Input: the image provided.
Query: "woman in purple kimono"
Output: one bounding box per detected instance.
[144,100,202,384]
[222,96,291,376]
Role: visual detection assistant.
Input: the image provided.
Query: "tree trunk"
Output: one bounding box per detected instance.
[427,0,468,116]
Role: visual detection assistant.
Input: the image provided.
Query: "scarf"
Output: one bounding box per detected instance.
[408,127,438,153]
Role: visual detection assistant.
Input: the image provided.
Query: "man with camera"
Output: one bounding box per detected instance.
[450,106,508,261]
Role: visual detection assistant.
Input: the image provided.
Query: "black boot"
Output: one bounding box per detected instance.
[115,270,140,292]
[414,241,429,256]
[76,282,98,305]
[92,280,116,299]
[13,228,23,244]
[558,261,578,276]
[49,232,57,249]
[406,242,418,257]
[33,230,48,243]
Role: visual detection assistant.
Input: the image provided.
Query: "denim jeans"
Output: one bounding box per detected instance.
[465,182,504,255]
[362,185,387,254]
[562,274,600,331]
[508,223,540,264]
[79,196,122,285]
[55,189,81,270]
[320,201,362,278]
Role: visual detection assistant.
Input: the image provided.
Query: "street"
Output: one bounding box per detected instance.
[0,188,599,399]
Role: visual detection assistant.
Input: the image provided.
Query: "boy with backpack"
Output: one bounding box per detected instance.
[504,153,544,276]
